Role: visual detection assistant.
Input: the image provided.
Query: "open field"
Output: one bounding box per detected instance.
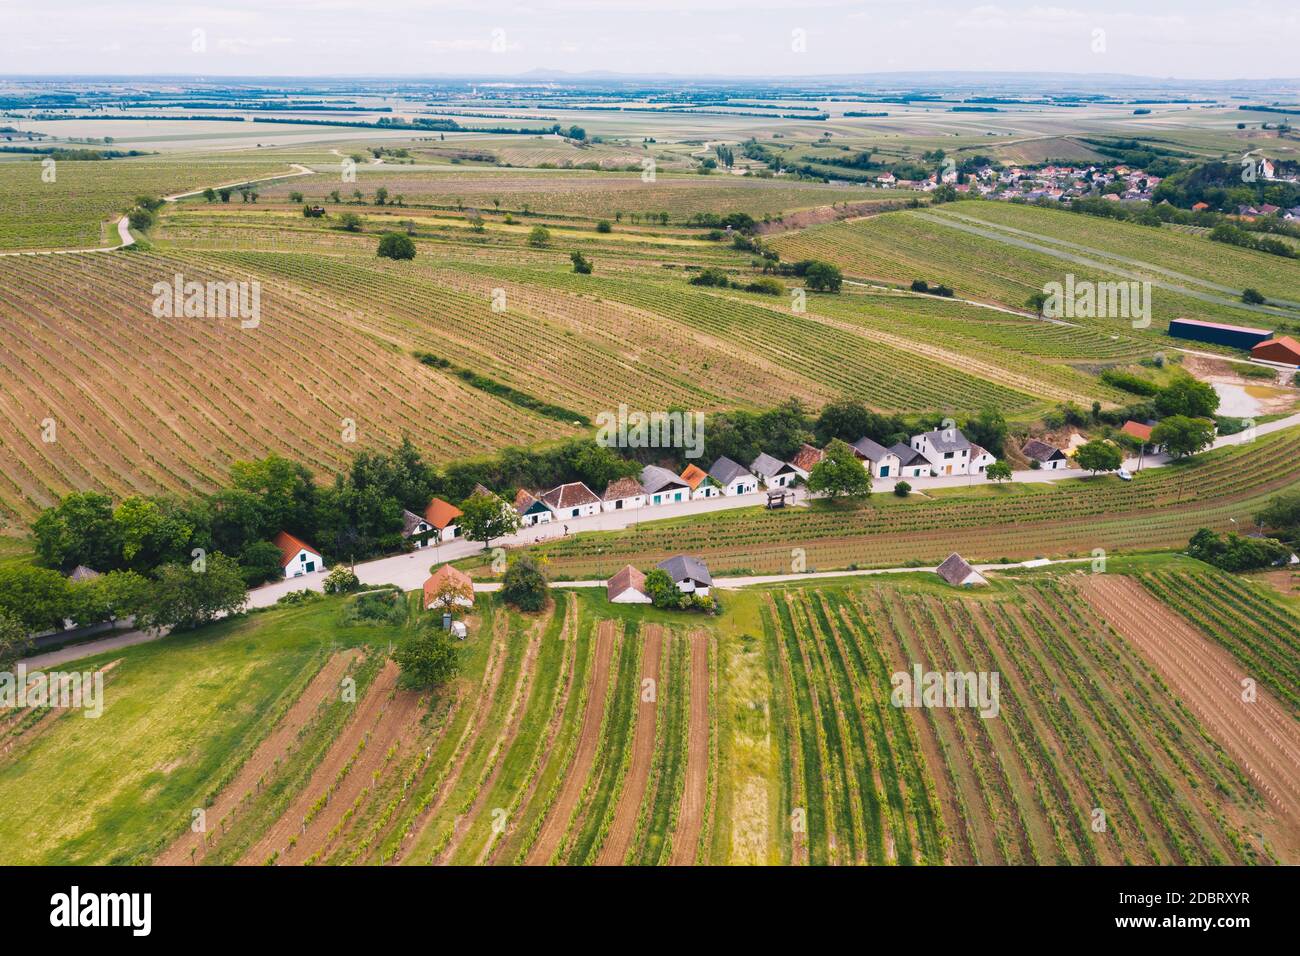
[1,564,1292,866]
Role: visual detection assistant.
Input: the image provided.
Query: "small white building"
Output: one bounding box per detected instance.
[936,552,988,587]
[401,509,434,549]
[602,477,646,513]
[541,482,601,520]
[708,456,759,496]
[657,555,712,597]
[607,564,652,604]
[1021,439,1068,471]
[912,427,972,476]
[273,531,323,579]
[641,465,691,506]
[969,444,997,475]
[852,436,903,479]
[750,452,798,489]
[788,443,824,480]
[889,442,933,479]
[514,489,555,527]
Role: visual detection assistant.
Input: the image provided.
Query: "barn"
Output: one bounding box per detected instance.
[1168,318,1273,351]
[1251,336,1300,366]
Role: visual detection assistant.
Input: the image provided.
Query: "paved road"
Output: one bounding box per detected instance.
[20,626,168,670]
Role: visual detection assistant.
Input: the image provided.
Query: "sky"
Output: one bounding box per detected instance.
[1,0,1297,81]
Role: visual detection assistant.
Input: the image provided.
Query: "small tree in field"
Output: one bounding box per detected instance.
[458,491,521,550]
[501,555,549,612]
[1075,440,1123,475]
[377,232,416,260]
[528,226,551,247]
[808,439,871,502]
[570,251,593,274]
[395,628,461,690]
[986,460,1013,483]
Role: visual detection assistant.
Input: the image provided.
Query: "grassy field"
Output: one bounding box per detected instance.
[2,560,1294,866]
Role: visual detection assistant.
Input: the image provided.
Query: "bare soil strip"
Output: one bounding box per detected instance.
[158,649,361,864]
[239,659,402,865]
[670,630,712,865]
[525,619,617,865]
[596,624,665,865]
[1077,575,1300,847]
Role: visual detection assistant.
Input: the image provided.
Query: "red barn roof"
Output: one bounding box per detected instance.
[1252,336,1300,366]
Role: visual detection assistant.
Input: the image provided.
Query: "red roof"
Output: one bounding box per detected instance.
[1121,421,1153,442]
[424,497,463,530]
[1252,336,1300,365]
[423,564,474,607]
[679,463,708,490]
[272,530,317,567]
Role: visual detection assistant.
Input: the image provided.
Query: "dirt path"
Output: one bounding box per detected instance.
[1077,575,1300,857]
[525,619,617,865]
[238,659,401,865]
[158,649,360,864]
[670,630,712,865]
[596,624,665,865]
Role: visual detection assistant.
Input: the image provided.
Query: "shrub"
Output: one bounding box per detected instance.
[527,226,551,247]
[377,232,417,260]
[501,555,549,612]
[570,251,593,274]
[803,261,843,293]
[744,277,784,296]
[894,481,911,497]
[689,267,730,287]
[338,212,363,232]
[596,220,612,233]
[323,566,361,594]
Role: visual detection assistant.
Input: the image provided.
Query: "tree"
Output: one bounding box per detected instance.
[113,496,192,569]
[596,220,612,233]
[986,460,1013,483]
[803,261,843,293]
[323,566,361,594]
[0,565,72,632]
[202,187,217,203]
[377,232,416,260]
[127,207,154,231]
[501,555,549,612]
[218,187,232,203]
[68,570,152,626]
[1154,375,1219,419]
[527,226,551,247]
[338,212,363,232]
[289,191,304,203]
[1187,528,1290,571]
[395,627,461,689]
[1256,490,1300,543]
[467,211,485,232]
[137,552,247,632]
[374,186,389,206]
[32,491,120,571]
[1242,287,1266,305]
[1026,291,1049,315]
[237,540,285,586]
[458,491,521,550]
[893,480,911,497]
[964,407,1007,456]
[931,184,958,203]
[1150,416,1215,459]
[1074,440,1124,475]
[807,439,872,501]
[570,251,593,274]
[0,609,31,670]
[644,568,685,609]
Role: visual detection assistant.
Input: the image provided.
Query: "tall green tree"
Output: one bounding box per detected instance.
[458,491,521,550]
[395,628,461,689]
[137,553,247,631]
[1151,416,1216,458]
[807,439,872,501]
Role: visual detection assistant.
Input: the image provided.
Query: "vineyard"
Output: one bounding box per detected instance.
[474,425,1300,577]
[0,157,294,250]
[1,568,1293,865]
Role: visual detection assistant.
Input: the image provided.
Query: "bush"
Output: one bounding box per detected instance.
[323,566,361,594]
[1242,287,1266,305]
[1100,368,1160,395]
[596,220,612,233]
[377,232,417,260]
[501,555,549,612]
[338,212,363,232]
[127,207,154,231]
[527,226,551,247]
[744,277,784,296]
[1187,528,1291,571]
[339,587,405,626]
[570,251,593,274]
[803,261,843,293]
[894,481,911,497]
[689,267,730,287]
[395,627,461,689]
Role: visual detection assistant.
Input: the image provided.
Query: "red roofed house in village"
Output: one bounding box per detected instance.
[273,531,324,579]
[424,564,474,609]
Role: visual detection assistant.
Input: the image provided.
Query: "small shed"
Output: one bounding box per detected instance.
[935,553,988,587]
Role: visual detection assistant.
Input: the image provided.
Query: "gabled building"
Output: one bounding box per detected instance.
[851,436,902,478]
[788,443,824,480]
[422,497,463,542]
[680,463,719,499]
[1251,335,1300,366]
[1021,439,1068,470]
[889,442,933,478]
[273,531,324,579]
[606,565,652,604]
[641,465,690,505]
[749,452,797,488]
[514,489,555,527]
[424,564,474,609]
[541,481,601,520]
[912,427,972,476]
[935,552,988,587]
[401,509,434,548]
[656,555,712,597]
[969,444,997,475]
[602,476,646,513]
[708,456,759,496]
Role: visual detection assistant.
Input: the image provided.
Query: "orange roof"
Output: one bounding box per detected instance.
[1121,421,1153,442]
[679,463,708,489]
[272,530,317,567]
[423,564,474,606]
[423,497,463,530]
[1252,336,1300,364]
